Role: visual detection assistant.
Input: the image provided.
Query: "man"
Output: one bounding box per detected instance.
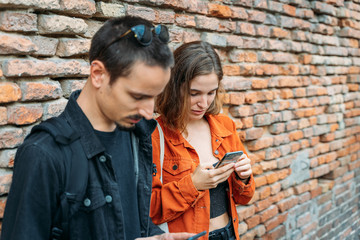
[1,16,194,240]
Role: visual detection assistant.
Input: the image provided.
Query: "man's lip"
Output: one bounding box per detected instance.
[128,118,141,124]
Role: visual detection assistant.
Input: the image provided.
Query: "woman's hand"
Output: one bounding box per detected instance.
[191,163,235,191]
[234,153,252,181]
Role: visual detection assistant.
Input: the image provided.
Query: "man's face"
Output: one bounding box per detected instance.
[95,61,171,130]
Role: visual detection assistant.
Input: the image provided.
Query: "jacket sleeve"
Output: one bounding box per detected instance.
[148,217,165,236]
[150,128,204,225]
[228,118,255,205]
[1,144,62,240]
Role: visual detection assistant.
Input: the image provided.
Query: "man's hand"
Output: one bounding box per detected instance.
[136,232,195,240]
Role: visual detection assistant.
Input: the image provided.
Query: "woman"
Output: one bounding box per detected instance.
[150,41,255,240]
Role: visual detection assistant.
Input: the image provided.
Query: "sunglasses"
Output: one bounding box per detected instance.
[98,24,170,57]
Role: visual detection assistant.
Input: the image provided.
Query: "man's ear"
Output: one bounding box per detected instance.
[90,60,108,89]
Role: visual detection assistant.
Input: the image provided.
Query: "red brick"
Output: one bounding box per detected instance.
[237,205,256,221]
[294,182,310,195]
[263,225,286,240]
[7,104,43,125]
[252,164,263,176]
[230,6,248,19]
[237,22,256,36]
[264,212,288,231]
[245,214,260,229]
[297,212,311,228]
[0,33,37,54]
[254,175,267,188]
[0,197,6,218]
[265,172,279,184]
[241,117,253,129]
[255,198,274,213]
[258,186,271,200]
[283,4,296,16]
[157,11,175,24]
[260,205,278,223]
[182,31,201,42]
[175,14,195,27]
[251,78,269,89]
[0,82,21,103]
[30,36,58,56]
[20,81,62,101]
[247,136,274,151]
[0,126,24,148]
[247,9,266,23]
[244,127,263,141]
[208,3,232,18]
[0,11,37,32]
[277,196,299,212]
[271,27,291,38]
[0,107,7,125]
[310,186,322,199]
[60,0,96,16]
[227,92,245,105]
[56,38,91,57]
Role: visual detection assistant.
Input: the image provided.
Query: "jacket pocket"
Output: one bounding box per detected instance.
[79,187,106,212]
[162,157,193,182]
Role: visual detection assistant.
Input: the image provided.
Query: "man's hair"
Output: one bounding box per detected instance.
[89,16,174,83]
[156,41,224,131]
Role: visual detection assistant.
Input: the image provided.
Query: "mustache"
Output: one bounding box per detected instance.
[127,114,143,121]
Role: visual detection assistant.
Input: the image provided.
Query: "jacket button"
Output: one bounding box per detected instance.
[214,150,219,155]
[84,198,91,207]
[172,165,178,170]
[105,195,112,203]
[99,155,106,163]
[216,139,219,142]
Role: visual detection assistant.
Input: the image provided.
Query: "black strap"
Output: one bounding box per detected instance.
[32,117,88,240]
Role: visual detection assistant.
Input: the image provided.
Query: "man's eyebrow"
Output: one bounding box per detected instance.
[130,90,154,98]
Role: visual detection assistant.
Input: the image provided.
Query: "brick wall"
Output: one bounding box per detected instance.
[0,0,359,239]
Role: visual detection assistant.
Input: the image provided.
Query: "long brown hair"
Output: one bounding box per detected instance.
[156,41,224,132]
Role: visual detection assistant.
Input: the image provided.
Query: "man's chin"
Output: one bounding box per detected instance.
[116,122,136,131]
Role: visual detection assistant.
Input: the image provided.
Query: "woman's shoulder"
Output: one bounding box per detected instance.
[209,113,235,126]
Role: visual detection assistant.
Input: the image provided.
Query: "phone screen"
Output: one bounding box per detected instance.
[213,151,243,168]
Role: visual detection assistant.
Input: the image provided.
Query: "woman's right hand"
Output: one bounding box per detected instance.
[190,163,235,190]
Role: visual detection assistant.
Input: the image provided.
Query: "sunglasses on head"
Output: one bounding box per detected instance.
[98,24,170,57]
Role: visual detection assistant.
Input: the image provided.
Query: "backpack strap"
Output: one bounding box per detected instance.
[31,117,88,240]
[156,122,165,183]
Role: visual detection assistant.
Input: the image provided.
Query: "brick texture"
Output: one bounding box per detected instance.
[0,1,359,240]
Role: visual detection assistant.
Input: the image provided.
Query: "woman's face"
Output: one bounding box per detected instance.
[188,72,219,122]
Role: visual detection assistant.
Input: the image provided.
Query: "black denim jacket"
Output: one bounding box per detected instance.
[1,90,163,240]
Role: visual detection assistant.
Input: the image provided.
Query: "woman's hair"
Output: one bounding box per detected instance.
[156,41,224,131]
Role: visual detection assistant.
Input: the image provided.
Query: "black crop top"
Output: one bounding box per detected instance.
[209,180,229,218]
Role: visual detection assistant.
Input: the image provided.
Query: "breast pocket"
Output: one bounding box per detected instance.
[162,157,194,183]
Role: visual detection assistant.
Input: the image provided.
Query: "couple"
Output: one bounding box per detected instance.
[1,16,254,240]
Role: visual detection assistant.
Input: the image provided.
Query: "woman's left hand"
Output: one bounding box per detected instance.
[234,153,252,180]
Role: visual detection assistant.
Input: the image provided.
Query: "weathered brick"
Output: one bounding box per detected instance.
[94,2,125,19]
[60,79,86,98]
[29,36,58,56]
[38,14,87,35]
[253,114,271,126]
[247,9,266,23]
[0,173,12,195]
[244,127,263,141]
[254,175,267,188]
[237,205,256,221]
[42,98,68,120]
[0,0,60,9]
[126,5,156,22]
[7,104,43,125]
[56,38,91,57]
[19,80,62,101]
[0,107,7,125]
[2,59,89,77]
[0,82,21,103]
[230,6,248,20]
[175,14,195,27]
[245,214,261,229]
[237,22,256,36]
[247,136,274,151]
[201,32,226,47]
[0,11,37,32]
[60,0,96,17]
[0,33,37,54]
[0,126,23,148]
[0,149,15,168]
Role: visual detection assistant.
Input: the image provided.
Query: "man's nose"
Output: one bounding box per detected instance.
[138,99,155,120]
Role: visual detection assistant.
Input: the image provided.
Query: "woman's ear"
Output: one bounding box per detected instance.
[90,60,108,89]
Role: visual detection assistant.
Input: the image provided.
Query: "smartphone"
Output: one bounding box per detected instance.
[187,231,207,240]
[213,150,244,168]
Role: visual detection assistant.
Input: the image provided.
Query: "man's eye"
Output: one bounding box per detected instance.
[132,95,144,100]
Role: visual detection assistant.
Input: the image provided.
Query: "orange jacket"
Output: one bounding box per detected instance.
[150,114,255,240]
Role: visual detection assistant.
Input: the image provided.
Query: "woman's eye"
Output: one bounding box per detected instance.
[190,93,198,97]
[132,95,144,100]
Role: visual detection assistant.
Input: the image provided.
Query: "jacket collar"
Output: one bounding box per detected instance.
[63,90,157,159]
[160,114,233,146]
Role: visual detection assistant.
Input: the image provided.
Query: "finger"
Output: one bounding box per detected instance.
[235,163,251,172]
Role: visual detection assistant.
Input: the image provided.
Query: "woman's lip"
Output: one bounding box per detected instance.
[192,110,205,115]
